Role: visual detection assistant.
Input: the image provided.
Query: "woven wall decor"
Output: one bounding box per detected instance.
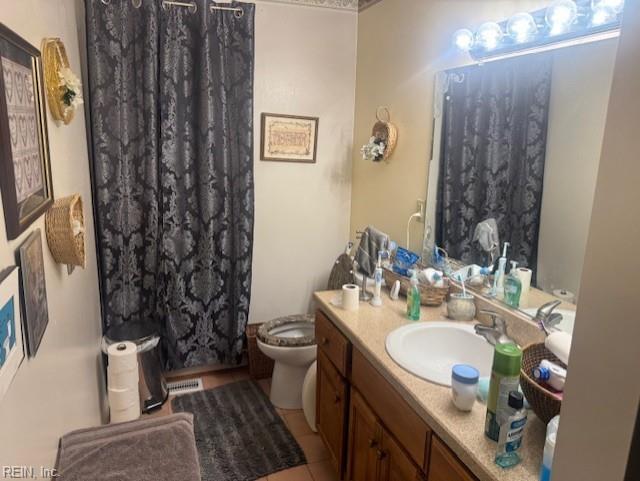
[45,194,86,268]
[42,38,82,125]
[372,107,398,162]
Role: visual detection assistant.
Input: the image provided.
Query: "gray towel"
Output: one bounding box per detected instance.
[355,226,389,277]
[56,413,201,481]
[473,218,500,263]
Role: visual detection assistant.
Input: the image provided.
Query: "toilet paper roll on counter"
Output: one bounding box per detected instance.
[516,268,532,306]
[553,289,576,304]
[107,341,138,372]
[342,284,360,311]
[110,403,141,424]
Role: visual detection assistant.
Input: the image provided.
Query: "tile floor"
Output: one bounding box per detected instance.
[148,368,339,481]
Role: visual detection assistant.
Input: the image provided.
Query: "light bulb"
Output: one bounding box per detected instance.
[453,29,475,51]
[476,22,503,51]
[591,5,617,25]
[592,0,624,14]
[546,0,578,35]
[507,12,538,43]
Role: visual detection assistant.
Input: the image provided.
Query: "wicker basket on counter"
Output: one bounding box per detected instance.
[382,267,449,307]
[520,343,564,424]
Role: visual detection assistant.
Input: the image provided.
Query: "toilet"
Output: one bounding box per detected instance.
[257,314,317,409]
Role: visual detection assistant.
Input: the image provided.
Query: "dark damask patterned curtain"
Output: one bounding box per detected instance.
[85,0,255,369]
[436,54,552,275]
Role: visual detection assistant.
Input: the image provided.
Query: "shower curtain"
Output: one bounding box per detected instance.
[436,54,552,274]
[85,0,255,369]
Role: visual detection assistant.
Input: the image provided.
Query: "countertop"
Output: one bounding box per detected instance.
[313,290,545,481]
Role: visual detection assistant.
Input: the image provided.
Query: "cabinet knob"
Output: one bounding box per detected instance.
[321,337,329,346]
[333,393,341,404]
[368,438,377,448]
[376,449,387,460]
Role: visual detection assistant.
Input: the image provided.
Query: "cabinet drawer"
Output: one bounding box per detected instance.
[428,436,478,481]
[316,310,351,377]
[352,349,430,470]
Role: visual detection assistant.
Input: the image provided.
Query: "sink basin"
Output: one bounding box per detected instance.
[385,322,494,386]
[522,308,576,334]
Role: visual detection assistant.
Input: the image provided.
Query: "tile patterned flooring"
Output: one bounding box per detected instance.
[147,368,339,481]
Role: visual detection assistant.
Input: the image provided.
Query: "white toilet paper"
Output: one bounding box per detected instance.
[516,268,532,307]
[108,365,139,390]
[341,284,360,311]
[107,341,138,373]
[110,404,141,424]
[108,386,139,411]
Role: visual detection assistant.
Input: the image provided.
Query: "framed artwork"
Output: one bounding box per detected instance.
[17,229,49,357]
[0,23,53,240]
[0,266,24,403]
[260,113,319,163]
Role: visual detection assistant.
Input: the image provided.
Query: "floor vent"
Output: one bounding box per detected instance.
[167,377,204,396]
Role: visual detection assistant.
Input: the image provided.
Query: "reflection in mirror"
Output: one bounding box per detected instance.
[424,38,618,333]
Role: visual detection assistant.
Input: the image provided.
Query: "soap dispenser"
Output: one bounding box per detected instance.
[504,261,522,308]
[492,242,510,299]
[406,270,421,321]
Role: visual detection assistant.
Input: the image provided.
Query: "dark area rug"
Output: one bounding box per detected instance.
[172,380,307,481]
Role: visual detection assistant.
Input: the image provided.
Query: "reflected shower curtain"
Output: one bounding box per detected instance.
[86,1,255,368]
[436,54,552,273]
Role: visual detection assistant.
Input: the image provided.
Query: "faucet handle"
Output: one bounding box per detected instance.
[537,300,562,317]
[479,309,504,329]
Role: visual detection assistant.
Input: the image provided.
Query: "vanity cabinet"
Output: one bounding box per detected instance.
[427,437,477,481]
[315,309,479,481]
[317,349,349,475]
[316,311,352,478]
[347,389,423,481]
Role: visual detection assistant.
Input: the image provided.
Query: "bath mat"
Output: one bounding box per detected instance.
[172,380,307,481]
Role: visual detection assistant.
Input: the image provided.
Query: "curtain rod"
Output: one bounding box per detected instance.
[100,0,245,18]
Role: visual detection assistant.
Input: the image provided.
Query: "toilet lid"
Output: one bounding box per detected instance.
[257,314,315,347]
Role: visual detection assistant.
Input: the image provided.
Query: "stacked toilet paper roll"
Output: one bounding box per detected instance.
[516,268,532,307]
[342,284,360,311]
[107,341,140,423]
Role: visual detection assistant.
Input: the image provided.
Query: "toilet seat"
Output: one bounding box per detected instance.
[257,314,315,347]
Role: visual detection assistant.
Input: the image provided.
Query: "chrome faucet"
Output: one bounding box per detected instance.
[533,300,563,335]
[474,310,514,346]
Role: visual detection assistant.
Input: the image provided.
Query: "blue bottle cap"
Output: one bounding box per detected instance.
[452,364,480,385]
[533,366,550,381]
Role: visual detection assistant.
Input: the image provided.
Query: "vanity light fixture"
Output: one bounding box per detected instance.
[546,0,578,35]
[453,0,623,60]
[476,22,504,50]
[453,29,475,51]
[507,12,538,43]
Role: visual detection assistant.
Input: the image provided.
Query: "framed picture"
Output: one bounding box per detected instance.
[17,229,49,357]
[0,23,53,240]
[0,266,24,403]
[260,113,319,163]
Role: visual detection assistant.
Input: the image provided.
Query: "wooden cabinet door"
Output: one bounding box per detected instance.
[428,436,478,481]
[347,389,382,481]
[379,429,423,481]
[317,350,349,478]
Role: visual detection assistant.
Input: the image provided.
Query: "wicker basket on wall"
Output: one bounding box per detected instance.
[246,324,274,380]
[372,107,398,162]
[45,194,86,268]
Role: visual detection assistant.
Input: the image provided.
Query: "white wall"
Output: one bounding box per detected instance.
[536,39,618,299]
[0,0,104,469]
[250,2,357,323]
[553,1,640,478]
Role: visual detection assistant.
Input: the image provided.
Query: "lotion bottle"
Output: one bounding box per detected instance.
[371,252,383,307]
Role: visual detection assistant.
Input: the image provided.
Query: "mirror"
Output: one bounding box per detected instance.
[424,38,619,334]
